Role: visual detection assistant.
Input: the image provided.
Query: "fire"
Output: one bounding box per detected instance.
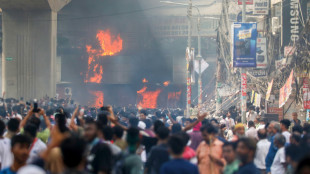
[163,81,170,87]
[142,78,148,83]
[85,29,123,83]
[90,91,104,108]
[168,90,182,100]
[137,86,162,109]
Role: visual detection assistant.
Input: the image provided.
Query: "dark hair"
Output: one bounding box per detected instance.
[257,129,267,139]
[140,110,147,116]
[113,126,124,138]
[291,133,301,144]
[238,137,257,152]
[248,121,255,127]
[126,127,140,153]
[176,131,190,145]
[97,111,109,128]
[24,123,38,138]
[55,113,68,133]
[200,123,218,134]
[129,116,139,128]
[0,120,5,136]
[303,123,310,134]
[11,134,31,148]
[223,142,237,150]
[153,120,165,133]
[292,125,303,134]
[171,123,182,134]
[60,136,87,168]
[28,116,41,130]
[280,119,291,129]
[101,126,114,141]
[168,135,185,155]
[143,119,152,129]
[155,126,170,140]
[296,156,310,174]
[7,118,20,132]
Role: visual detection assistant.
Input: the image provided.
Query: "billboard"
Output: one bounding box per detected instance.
[256,38,267,68]
[253,0,269,15]
[232,23,257,67]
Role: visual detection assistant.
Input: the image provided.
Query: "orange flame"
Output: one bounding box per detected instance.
[90,91,104,108]
[163,81,170,87]
[168,90,182,100]
[137,86,162,109]
[142,78,148,83]
[85,29,123,83]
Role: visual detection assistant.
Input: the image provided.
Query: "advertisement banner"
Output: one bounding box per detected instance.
[238,0,254,5]
[256,38,267,68]
[275,58,286,70]
[254,94,261,107]
[303,78,310,109]
[279,70,294,107]
[187,77,191,105]
[248,69,267,77]
[232,23,257,67]
[266,79,274,101]
[267,107,284,120]
[253,0,269,15]
[241,73,247,97]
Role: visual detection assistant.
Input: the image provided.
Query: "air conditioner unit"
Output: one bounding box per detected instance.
[272,17,280,34]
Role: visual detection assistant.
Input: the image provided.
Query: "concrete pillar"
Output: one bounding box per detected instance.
[0,0,70,100]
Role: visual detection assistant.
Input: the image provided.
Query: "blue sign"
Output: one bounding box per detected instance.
[232,22,257,67]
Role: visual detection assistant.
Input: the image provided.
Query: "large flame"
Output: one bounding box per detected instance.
[137,86,162,109]
[168,90,182,101]
[85,29,123,83]
[163,81,170,87]
[90,91,104,108]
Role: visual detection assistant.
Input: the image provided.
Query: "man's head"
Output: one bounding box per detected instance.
[167,135,185,157]
[257,128,267,140]
[11,135,31,164]
[155,126,170,141]
[268,121,280,135]
[7,118,20,133]
[292,112,298,120]
[290,133,302,146]
[113,126,124,140]
[280,119,291,131]
[200,123,218,143]
[248,121,255,128]
[23,123,38,140]
[226,111,231,118]
[97,111,109,128]
[126,127,140,153]
[234,123,245,137]
[84,118,98,143]
[292,125,303,135]
[60,136,87,169]
[223,142,237,164]
[101,126,114,141]
[273,133,286,148]
[0,119,5,137]
[236,137,257,164]
[128,116,139,128]
[140,110,147,120]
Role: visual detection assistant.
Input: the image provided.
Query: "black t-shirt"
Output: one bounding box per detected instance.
[145,143,170,174]
[87,141,113,174]
[141,136,157,155]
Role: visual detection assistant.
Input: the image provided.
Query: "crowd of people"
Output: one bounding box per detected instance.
[0,97,309,174]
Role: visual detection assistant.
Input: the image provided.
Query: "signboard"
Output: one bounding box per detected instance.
[266,79,273,101]
[275,58,286,70]
[248,69,267,77]
[279,70,294,107]
[303,78,310,109]
[232,23,258,67]
[254,93,261,107]
[194,59,209,74]
[238,0,254,5]
[241,73,247,97]
[256,38,267,68]
[284,46,296,57]
[282,0,307,47]
[266,108,284,120]
[6,57,13,61]
[253,0,269,15]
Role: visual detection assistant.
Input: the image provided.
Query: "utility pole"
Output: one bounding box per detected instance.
[186,0,192,117]
[197,17,202,108]
[241,0,247,123]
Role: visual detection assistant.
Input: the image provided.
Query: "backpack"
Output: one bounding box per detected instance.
[112,152,130,174]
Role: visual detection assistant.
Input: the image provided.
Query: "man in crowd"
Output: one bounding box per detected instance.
[236,137,260,174]
[225,111,235,130]
[222,142,239,174]
[160,135,199,174]
[0,135,31,174]
[246,106,257,123]
[280,119,291,144]
[254,129,271,174]
[265,121,281,173]
[291,112,301,126]
[5,119,20,139]
[231,123,245,142]
[0,120,13,170]
[197,123,225,174]
[246,121,258,140]
[270,134,286,174]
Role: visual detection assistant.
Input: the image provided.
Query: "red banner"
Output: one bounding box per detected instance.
[241,73,247,97]
[279,70,294,107]
[303,78,310,109]
[238,0,254,5]
[187,78,191,105]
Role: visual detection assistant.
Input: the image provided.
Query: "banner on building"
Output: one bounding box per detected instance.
[279,70,294,107]
[275,58,286,70]
[266,79,273,101]
[238,0,254,5]
[303,78,310,109]
[232,23,258,67]
[251,90,256,103]
[254,93,261,107]
[256,38,267,68]
[253,0,269,15]
[241,73,247,97]
[248,69,267,77]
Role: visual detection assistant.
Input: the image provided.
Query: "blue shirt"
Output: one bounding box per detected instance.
[0,168,16,174]
[160,159,199,174]
[265,135,278,172]
[236,161,259,174]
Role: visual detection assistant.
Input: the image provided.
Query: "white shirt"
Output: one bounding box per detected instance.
[0,138,13,169]
[102,140,121,155]
[282,131,291,144]
[246,111,257,122]
[245,127,258,139]
[225,117,235,130]
[27,138,47,164]
[271,147,286,174]
[254,139,271,169]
